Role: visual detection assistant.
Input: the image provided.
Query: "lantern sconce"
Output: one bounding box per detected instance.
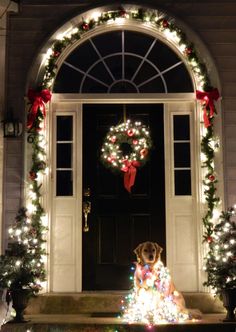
[2,109,22,138]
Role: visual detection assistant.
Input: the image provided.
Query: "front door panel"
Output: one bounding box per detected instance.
[82,104,165,290]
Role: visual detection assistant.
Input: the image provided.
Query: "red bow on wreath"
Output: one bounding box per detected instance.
[196,88,220,128]
[27,88,52,130]
[121,160,141,193]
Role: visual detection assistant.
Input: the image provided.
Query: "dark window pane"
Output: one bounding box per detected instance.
[134,61,155,85]
[93,31,122,56]
[106,56,122,80]
[90,62,113,86]
[174,143,190,167]
[125,55,142,80]
[67,41,98,72]
[54,64,82,93]
[125,30,153,56]
[174,115,190,140]
[175,170,191,195]
[56,171,73,196]
[82,77,108,93]
[164,64,194,92]
[57,143,72,168]
[139,77,165,93]
[148,39,180,72]
[57,116,73,141]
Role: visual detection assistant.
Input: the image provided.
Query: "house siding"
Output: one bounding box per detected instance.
[2,0,236,245]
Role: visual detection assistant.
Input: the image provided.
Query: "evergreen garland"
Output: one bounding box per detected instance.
[38,7,222,289]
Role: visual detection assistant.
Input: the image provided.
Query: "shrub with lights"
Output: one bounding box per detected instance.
[0,207,47,296]
[204,207,236,294]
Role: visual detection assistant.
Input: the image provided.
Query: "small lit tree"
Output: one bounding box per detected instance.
[204,207,236,293]
[0,207,46,296]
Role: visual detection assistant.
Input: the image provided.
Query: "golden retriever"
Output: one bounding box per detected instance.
[133,241,186,311]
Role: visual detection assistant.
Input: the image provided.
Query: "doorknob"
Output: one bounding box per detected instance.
[83,188,91,232]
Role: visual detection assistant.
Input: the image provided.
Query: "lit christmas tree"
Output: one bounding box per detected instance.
[204,207,236,293]
[122,261,190,326]
[0,207,47,295]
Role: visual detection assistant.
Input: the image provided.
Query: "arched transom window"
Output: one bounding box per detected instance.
[53,30,194,93]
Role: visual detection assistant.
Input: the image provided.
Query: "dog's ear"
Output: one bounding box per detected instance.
[134,243,144,262]
[154,243,163,258]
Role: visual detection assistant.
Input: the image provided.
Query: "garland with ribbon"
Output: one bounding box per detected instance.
[27,88,52,132]
[24,7,221,290]
[101,120,152,192]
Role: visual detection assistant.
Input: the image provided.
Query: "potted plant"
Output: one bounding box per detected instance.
[204,207,236,322]
[0,207,47,323]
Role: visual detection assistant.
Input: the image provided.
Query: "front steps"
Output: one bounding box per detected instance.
[24,292,225,315]
[2,292,236,332]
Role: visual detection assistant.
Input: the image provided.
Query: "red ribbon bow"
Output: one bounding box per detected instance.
[196,88,220,128]
[27,88,52,130]
[121,160,141,193]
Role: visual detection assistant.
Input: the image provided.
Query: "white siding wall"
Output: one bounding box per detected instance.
[0,1,18,252]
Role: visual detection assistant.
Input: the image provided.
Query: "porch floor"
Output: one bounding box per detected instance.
[1,314,236,332]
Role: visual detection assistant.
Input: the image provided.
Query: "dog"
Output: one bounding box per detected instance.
[133,241,186,311]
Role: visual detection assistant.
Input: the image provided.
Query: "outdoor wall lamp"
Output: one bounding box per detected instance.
[2,108,22,138]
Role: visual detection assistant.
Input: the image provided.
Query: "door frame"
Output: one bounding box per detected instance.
[48,92,211,292]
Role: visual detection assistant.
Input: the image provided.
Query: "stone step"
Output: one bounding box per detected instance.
[1,314,236,332]
[25,292,225,315]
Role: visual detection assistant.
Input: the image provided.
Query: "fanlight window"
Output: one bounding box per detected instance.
[53,30,194,93]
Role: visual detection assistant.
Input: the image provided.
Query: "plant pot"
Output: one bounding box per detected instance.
[10,288,31,323]
[221,288,236,322]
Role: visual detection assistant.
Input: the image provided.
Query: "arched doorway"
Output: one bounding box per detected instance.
[50,25,199,292]
[26,6,223,293]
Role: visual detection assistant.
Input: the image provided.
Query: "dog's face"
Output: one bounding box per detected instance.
[134,241,163,265]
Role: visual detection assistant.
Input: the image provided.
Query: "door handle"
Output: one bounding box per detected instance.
[83,187,91,232]
[83,200,91,232]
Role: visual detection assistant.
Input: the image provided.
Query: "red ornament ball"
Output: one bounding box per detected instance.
[140,148,148,157]
[207,236,213,243]
[119,9,126,17]
[82,23,89,31]
[29,171,37,180]
[185,47,192,55]
[107,156,115,163]
[110,136,117,143]
[53,51,60,57]
[162,19,169,28]
[133,139,138,145]
[208,175,215,182]
[127,129,134,137]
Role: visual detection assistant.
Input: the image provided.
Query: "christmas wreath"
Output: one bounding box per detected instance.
[101,120,152,192]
